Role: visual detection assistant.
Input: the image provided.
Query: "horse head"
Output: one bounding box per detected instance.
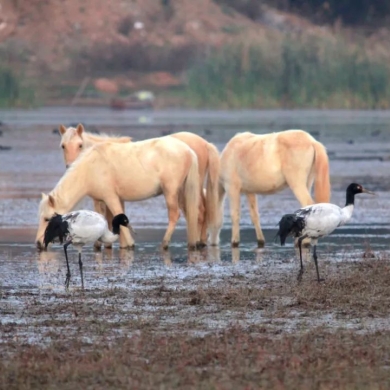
[35,193,57,251]
[59,123,84,168]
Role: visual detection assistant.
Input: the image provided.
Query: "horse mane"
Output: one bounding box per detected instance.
[83,131,132,144]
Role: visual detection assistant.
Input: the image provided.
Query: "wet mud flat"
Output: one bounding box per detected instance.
[1,241,390,389]
[1,109,390,387]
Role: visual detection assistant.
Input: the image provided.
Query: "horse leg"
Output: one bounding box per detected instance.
[284,162,315,207]
[209,183,225,246]
[198,188,207,248]
[246,193,265,247]
[104,197,135,249]
[93,199,105,250]
[117,199,130,249]
[162,191,180,250]
[104,205,114,250]
[228,185,241,247]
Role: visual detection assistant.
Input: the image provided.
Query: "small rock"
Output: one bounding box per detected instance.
[371,129,381,137]
[0,145,11,151]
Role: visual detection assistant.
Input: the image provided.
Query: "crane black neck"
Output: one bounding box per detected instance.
[112,218,122,235]
[112,223,121,235]
[112,213,129,235]
[345,189,356,206]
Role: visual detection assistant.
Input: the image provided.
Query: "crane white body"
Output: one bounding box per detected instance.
[293,203,354,240]
[62,211,120,248]
[277,183,375,282]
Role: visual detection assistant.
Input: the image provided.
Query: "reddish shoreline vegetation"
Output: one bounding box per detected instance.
[1,256,390,388]
[1,0,390,108]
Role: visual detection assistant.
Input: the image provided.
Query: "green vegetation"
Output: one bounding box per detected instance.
[0,65,35,107]
[186,36,390,109]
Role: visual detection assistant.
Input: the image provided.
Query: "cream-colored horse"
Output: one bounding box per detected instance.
[59,125,131,248]
[58,124,220,247]
[211,130,331,247]
[36,136,200,251]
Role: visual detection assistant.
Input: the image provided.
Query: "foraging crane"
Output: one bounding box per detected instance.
[44,210,131,289]
[276,183,375,282]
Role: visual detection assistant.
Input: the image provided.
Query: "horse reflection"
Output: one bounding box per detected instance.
[231,247,265,264]
[160,249,173,267]
[37,250,61,290]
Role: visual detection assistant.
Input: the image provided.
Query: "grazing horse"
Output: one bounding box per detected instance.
[36,137,200,251]
[210,130,331,247]
[58,124,220,247]
[59,124,131,248]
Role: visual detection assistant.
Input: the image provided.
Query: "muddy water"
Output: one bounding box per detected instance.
[1,108,390,346]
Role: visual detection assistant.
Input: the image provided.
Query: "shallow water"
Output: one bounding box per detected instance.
[1,108,390,346]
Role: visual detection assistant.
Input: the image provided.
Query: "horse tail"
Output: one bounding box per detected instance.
[313,141,331,203]
[183,151,200,249]
[205,143,221,236]
[209,182,226,246]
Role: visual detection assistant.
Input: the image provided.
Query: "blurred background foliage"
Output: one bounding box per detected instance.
[1,0,390,108]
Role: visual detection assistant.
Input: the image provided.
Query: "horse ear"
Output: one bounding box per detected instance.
[48,195,55,208]
[59,125,67,135]
[41,192,47,200]
[76,124,84,137]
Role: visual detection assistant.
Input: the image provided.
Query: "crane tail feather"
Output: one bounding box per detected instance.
[276,214,299,246]
[44,214,69,248]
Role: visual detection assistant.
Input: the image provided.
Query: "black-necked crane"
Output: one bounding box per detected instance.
[276,183,375,282]
[44,210,131,289]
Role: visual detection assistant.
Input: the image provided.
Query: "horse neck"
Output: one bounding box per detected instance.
[51,165,88,213]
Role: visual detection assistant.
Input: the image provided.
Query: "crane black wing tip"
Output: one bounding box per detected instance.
[44,215,69,248]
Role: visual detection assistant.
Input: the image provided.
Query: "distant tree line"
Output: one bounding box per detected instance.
[285,0,390,25]
[214,0,390,26]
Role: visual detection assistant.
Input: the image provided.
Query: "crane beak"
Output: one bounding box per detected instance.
[362,187,376,195]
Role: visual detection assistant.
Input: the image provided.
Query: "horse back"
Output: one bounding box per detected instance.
[170,132,209,175]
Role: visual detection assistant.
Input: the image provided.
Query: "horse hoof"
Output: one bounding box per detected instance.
[120,245,135,250]
[231,241,240,248]
[196,241,207,250]
[188,244,197,251]
[257,240,265,248]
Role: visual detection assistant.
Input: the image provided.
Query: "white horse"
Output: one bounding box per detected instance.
[36,136,200,251]
[210,130,331,247]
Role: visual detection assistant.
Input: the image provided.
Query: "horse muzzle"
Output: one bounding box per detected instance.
[36,240,46,251]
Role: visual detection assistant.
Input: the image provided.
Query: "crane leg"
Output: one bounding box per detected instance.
[313,245,324,282]
[78,251,84,290]
[63,240,72,290]
[297,235,307,282]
